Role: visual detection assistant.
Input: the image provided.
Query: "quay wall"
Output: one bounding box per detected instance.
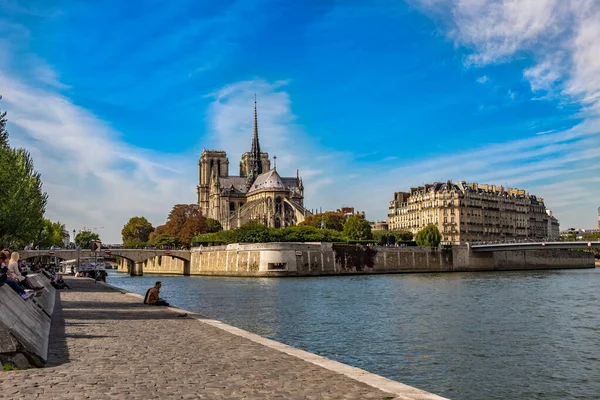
[451,246,595,271]
[187,243,593,276]
[116,244,595,277]
[116,256,186,275]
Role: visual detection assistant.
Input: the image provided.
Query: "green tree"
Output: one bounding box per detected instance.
[583,232,600,240]
[148,233,181,248]
[0,100,47,248]
[342,215,373,240]
[392,230,414,241]
[373,231,396,245]
[35,219,67,248]
[121,216,154,247]
[234,222,273,243]
[299,212,345,231]
[75,231,100,249]
[0,96,8,148]
[205,218,223,233]
[415,224,442,247]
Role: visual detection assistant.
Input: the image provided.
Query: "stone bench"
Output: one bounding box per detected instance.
[0,274,57,369]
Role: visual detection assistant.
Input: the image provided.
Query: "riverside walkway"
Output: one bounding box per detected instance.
[0,277,444,400]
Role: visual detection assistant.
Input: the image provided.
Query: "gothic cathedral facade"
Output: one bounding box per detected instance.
[197,102,310,230]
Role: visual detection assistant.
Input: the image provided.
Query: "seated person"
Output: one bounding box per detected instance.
[0,253,33,300]
[144,281,169,306]
[8,252,43,291]
[50,275,71,289]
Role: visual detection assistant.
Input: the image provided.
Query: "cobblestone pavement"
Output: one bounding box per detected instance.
[0,277,397,400]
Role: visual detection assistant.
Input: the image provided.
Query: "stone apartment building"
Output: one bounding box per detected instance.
[387,181,558,243]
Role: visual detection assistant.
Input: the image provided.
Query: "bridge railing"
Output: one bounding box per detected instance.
[21,246,191,251]
[468,238,599,246]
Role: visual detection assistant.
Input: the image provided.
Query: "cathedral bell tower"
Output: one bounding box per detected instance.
[197,150,229,217]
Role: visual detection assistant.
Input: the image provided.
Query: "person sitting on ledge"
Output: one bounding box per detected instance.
[51,276,71,290]
[0,253,34,300]
[144,281,169,306]
[8,252,44,292]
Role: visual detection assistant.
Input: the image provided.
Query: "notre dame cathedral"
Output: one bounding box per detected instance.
[197,101,310,230]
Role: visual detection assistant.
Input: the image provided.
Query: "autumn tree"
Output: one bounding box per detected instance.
[121,216,154,247]
[148,224,179,248]
[342,214,373,240]
[149,204,208,247]
[299,211,345,231]
[415,224,442,247]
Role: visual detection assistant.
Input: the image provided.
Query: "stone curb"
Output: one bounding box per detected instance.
[98,281,448,400]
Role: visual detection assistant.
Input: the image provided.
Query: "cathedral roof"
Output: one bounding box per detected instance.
[248,169,286,193]
[219,177,249,194]
[281,177,300,189]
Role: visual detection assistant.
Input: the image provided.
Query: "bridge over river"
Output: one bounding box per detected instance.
[470,240,600,252]
[20,248,192,276]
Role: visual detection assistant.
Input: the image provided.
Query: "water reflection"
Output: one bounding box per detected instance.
[107,268,600,399]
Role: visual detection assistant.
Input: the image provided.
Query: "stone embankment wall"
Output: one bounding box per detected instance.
[187,243,454,276]
[116,243,595,277]
[0,273,56,369]
[116,256,186,275]
[451,246,595,271]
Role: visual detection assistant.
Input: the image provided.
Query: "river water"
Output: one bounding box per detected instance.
[107,268,600,399]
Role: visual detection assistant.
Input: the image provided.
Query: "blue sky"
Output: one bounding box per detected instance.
[1,0,599,243]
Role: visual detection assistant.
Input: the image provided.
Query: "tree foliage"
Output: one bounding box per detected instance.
[392,230,414,241]
[299,212,345,231]
[148,233,181,248]
[35,219,67,248]
[205,218,223,233]
[342,214,373,240]
[121,216,154,247]
[583,232,600,240]
[162,204,207,246]
[192,223,345,246]
[0,96,8,148]
[0,99,47,248]
[75,231,100,249]
[415,224,442,247]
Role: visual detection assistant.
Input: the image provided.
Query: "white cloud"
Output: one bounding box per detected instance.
[535,129,555,136]
[403,0,600,228]
[476,75,488,84]
[415,0,600,114]
[0,70,198,243]
[204,79,350,207]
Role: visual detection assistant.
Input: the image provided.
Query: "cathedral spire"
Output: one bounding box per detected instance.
[249,95,263,182]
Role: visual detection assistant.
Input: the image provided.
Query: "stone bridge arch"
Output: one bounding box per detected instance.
[108,250,191,276]
[18,249,191,276]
